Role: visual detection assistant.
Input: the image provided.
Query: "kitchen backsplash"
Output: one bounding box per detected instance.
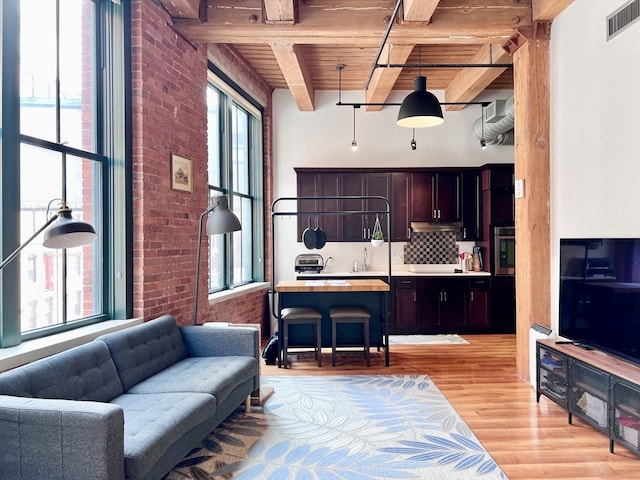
[403,231,459,264]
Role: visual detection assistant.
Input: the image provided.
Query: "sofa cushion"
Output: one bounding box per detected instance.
[126,356,257,407]
[97,315,188,391]
[111,392,215,479]
[0,342,123,402]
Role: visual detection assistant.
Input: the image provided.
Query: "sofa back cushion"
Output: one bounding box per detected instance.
[97,315,188,391]
[0,341,123,402]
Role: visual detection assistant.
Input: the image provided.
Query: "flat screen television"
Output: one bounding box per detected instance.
[559,238,640,366]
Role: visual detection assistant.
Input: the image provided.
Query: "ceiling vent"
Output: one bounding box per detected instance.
[607,0,640,41]
[484,100,507,124]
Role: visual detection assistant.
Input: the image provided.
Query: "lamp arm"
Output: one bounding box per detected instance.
[0,214,60,271]
[192,205,216,325]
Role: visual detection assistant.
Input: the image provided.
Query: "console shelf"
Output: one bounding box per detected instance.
[536,339,640,455]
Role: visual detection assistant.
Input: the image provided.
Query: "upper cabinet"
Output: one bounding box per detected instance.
[411,172,461,223]
[295,166,513,244]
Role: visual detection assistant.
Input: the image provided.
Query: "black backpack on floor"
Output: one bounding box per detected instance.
[262,333,279,365]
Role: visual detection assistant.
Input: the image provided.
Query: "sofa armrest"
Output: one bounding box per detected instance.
[0,395,125,480]
[179,325,260,360]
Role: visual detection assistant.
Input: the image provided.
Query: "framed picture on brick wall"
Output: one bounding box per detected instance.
[171,154,192,193]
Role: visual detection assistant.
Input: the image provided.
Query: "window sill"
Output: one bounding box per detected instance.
[0,318,143,372]
[207,281,270,305]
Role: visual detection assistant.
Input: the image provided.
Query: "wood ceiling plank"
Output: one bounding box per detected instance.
[263,0,296,23]
[533,0,574,21]
[159,0,201,18]
[364,44,415,112]
[444,42,512,111]
[271,43,315,111]
[402,0,441,23]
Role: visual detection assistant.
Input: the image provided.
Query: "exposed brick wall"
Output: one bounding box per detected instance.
[131,0,273,331]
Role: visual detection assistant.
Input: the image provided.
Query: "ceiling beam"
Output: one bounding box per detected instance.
[364,44,415,112]
[174,1,532,45]
[533,0,575,21]
[270,43,315,111]
[263,0,296,24]
[159,0,201,19]
[402,0,440,23]
[444,43,512,111]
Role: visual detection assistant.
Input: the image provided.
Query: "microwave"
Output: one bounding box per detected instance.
[494,227,515,275]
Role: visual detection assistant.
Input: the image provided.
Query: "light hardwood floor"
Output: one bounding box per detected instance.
[262,334,640,480]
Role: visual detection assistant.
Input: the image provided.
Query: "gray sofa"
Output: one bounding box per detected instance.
[0,315,260,480]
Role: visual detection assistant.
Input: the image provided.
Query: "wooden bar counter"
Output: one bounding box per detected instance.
[275,279,390,367]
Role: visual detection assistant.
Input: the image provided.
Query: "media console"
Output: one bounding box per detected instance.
[536,338,640,456]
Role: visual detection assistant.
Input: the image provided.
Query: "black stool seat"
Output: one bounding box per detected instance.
[281,307,323,368]
[329,306,371,367]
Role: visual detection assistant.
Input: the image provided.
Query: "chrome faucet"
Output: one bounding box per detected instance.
[324,256,333,272]
[363,247,368,271]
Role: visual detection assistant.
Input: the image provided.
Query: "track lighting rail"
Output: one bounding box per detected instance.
[336,101,490,108]
[375,63,513,69]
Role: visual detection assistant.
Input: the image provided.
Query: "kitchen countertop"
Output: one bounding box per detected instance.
[297,269,492,278]
[276,279,390,292]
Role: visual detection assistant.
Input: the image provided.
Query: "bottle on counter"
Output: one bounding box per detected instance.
[472,253,481,272]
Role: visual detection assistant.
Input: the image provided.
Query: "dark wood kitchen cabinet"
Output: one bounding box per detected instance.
[341,172,390,241]
[392,277,417,333]
[391,173,411,241]
[296,172,341,241]
[461,171,481,241]
[468,277,490,327]
[411,172,461,223]
[417,278,468,332]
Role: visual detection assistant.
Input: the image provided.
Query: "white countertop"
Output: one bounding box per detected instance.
[297,268,491,278]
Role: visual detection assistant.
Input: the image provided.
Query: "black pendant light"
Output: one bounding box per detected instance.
[397,76,444,128]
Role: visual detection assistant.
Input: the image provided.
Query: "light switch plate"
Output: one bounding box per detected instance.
[514,178,524,198]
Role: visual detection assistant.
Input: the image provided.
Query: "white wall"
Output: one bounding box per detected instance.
[550,1,640,332]
[272,88,514,282]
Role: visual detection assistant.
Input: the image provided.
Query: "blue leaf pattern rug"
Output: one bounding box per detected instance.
[165,375,508,479]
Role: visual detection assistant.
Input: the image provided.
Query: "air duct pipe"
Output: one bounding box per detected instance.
[472,96,515,146]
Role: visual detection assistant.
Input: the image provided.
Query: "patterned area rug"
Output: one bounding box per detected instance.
[165,375,507,480]
[388,334,469,345]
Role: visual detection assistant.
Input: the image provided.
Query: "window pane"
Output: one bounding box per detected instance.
[233,196,252,284]
[232,105,249,194]
[60,0,96,151]
[209,234,225,290]
[20,0,58,142]
[207,87,221,187]
[19,143,102,332]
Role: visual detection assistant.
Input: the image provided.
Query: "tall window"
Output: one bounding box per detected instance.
[206,71,263,291]
[1,0,127,346]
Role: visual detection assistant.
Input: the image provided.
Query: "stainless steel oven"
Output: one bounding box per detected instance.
[494,226,515,275]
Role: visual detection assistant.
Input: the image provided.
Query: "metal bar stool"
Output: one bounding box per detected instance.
[281,307,323,368]
[330,307,370,367]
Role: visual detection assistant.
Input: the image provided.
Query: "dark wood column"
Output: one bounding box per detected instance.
[504,22,552,380]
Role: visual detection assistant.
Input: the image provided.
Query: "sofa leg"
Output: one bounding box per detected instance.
[245,395,251,413]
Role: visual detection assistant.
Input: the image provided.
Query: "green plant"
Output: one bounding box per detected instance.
[372,230,383,240]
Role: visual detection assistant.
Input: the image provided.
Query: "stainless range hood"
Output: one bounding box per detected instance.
[410,222,461,233]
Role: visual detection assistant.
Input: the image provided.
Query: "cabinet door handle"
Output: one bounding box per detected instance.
[362,228,366,239]
[407,227,411,239]
[463,227,467,239]
[413,292,416,302]
[443,291,448,302]
[433,209,437,219]
[470,291,474,302]
[438,291,443,302]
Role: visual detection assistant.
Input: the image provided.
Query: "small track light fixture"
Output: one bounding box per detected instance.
[351,106,359,151]
[410,129,417,150]
[480,104,488,150]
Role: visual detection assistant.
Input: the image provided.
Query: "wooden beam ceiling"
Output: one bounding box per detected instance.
[155,1,586,111]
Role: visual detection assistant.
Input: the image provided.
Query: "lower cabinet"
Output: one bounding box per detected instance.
[537,339,640,457]
[391,276,491,334]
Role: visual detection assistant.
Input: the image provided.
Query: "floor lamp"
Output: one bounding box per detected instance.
[192,196,241,326]
[0,200,97,271]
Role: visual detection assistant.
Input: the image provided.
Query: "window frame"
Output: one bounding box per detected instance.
[206,66,264,293]
[0,0,131,348]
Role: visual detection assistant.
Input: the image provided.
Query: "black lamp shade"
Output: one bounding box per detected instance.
[397,76,444,128]
[42,210,97,249]
[206,196,241,234]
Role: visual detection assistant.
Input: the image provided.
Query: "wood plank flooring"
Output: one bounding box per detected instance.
[262,334,640,479]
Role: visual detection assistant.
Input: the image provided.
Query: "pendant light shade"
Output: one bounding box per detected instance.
[205,196,242,235]
[397,76,444,128]
[43,207,97,249]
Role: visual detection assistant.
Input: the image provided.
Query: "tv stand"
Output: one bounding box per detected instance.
[536,339,640,456]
